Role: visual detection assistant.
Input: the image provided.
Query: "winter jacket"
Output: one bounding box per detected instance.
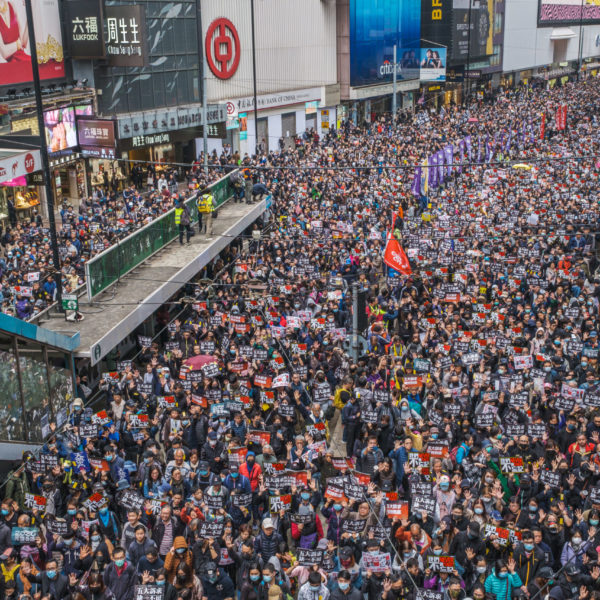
[104,562,137,600]
[164,536,193,583]
[484,570,523,600]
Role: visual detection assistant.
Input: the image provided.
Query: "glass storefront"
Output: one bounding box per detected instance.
[0,330,74,444]
[0,182,41,225]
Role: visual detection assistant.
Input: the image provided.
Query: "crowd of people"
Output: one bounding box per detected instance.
[0,74,599,600]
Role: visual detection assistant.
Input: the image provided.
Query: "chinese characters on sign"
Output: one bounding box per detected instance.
[132,133,171,148]
[65,0,105,58]
[104,5,147,67]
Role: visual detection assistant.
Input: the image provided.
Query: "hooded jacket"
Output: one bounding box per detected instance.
[164,536,193,583]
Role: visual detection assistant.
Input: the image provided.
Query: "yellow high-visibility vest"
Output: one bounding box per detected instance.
[174,207,184,225]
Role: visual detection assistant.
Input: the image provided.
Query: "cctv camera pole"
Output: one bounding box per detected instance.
[24,0,63,311]
[250,0,259,154]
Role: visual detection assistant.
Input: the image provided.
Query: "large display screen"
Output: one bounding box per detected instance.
[0,0,65,87]
[44,107,77,154]
[452,0,494,61]
[539,0,600,25]
[350,0,421,87]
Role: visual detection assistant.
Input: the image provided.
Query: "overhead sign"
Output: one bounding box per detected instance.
[0,151,40,185]
[205,18,240,79]
[104,5,147,67]
[539,0,600,25]
[65,0,105,58]
[420,47,447,81]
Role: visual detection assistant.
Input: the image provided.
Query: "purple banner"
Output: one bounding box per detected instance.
[477,136,482,163]
[437,150,445,185]
[429,154,438,188]
[444,145,453,177]
[484,135,490,163]
[465,135,471,162]
[411,166,421,197]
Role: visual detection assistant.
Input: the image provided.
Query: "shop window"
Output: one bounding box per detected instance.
[0,333,24,442]
[494,12,503,36]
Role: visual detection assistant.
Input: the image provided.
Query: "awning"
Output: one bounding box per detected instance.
[550,28,576,40]
[0,148,41,185]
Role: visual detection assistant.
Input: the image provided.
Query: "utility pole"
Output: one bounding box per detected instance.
[351,282,359,361]
[250,0,259,155]
[578,0,584,81]
[466,0,473,105]
[392,44,398,121]
[196,0,208,174]
[24,0,62,311]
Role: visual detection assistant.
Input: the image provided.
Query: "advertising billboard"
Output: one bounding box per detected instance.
[539,0,600,25]
[0,0,65,88]
[452,0,494,61]
[44,107,77,154]
[64,0,105,58]
[420,47,447,81]
[350,0,421,87]
[77,118,116,148]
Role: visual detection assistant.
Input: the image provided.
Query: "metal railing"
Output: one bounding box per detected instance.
[84,170,239,300]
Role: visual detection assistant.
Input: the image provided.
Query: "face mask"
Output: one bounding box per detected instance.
[250,574,260,582]
[334,503,342,511]
[449,590,460,599]
[0,509,9,516]
[431,433,438,440]
[176,548,185,554]
[156,580,166,587]
[339,582,350,591]
[105,455,113,462]
[115,559,125,567]
[477,566,487,574]
[529,505,537,512]
[263,575,272,583]
[232,472,239,479]
[99,507,108,515]
[209,440,217,447]
[64,538,73,546]
[590,519,599,526]
[498,572,508,579]
[199,470,208,476]
[474,507,484,515]
[544,366,552,372]
[524,543,534,551]
[468,531,478,540]
[572,537,582,546]
[68,509,77,516]
[91,535,101,542]
[301,493,310,501]
[440,483,449,491]
[47,570,56,579]
[311,585,321,591]
[433,548,443,556]
[208,575,217,583]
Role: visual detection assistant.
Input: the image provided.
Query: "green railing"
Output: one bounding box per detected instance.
[85,170,238,300]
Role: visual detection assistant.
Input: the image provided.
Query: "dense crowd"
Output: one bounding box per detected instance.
[1,75,600,600]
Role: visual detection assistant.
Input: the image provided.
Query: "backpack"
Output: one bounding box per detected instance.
[448,445,460,465]
[333,387,347,410]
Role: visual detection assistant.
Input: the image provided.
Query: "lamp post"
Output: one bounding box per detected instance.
[24,0,62,311]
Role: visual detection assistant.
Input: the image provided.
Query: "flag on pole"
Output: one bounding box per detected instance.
[383,234,412,275]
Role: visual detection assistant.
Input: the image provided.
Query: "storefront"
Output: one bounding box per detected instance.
[48,153,88,207]
[0,148,43,225]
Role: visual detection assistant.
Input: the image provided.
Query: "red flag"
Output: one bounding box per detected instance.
[540,112,545,139]
[383,234,412,275]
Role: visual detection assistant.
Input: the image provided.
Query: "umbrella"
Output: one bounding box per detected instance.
[183,355,216,371]
[512,164,532,170]
[468,117,478,123]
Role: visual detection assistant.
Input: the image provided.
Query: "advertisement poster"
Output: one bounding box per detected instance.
[420,47,447,81]
[452,0,494,61]
[0,0,65,87]
[350,0,421,86]
[77,119,116,148]
[539,0,600,25]
[44,107,77,153]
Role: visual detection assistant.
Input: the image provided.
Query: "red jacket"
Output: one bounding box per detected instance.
[291,514,324,541]
[239,461,262,491]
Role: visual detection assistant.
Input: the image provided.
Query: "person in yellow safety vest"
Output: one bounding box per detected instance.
[197,188,214,236]
[174,198,192,245]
